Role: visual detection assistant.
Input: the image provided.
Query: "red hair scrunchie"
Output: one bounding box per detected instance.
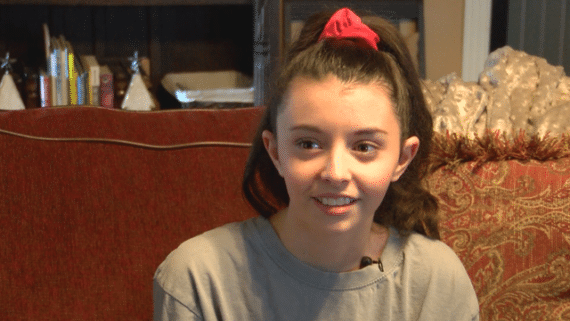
[318,8,380,50]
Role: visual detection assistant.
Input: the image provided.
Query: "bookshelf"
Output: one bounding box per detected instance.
[0,1,251,5]
[0,0,423,109]
[0,1,254,108]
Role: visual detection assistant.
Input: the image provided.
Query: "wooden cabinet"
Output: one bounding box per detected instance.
[0,1,250,4]
[0,0,424,108]
[0,0,255,108]
[254,0,425,104]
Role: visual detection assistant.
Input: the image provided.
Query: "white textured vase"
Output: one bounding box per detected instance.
[0,73,25,110]
[121,73,155,111]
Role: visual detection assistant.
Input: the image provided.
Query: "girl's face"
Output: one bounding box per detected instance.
[263,75,419,234]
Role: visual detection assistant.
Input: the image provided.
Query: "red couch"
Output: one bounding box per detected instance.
[427,133,570,320]
[0,106,262,320]
[1,106,569,320]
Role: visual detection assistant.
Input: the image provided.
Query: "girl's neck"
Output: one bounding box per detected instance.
[269,208,389,272]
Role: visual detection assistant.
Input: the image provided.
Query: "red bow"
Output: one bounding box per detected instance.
[318,8,380,50]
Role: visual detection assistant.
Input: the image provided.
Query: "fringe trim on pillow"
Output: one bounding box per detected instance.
[428,130,570,171]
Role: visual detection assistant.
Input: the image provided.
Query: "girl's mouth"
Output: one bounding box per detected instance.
[314,197,357,206]
[312,197,358,216]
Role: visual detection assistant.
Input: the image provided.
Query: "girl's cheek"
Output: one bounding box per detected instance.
[354,164,394,189]
[286,161,311,178]
[281,161,319,186]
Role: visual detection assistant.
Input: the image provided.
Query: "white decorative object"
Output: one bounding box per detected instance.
[423,46,570,138]
[161,71,254,108]
[121,51,155,111]
[0,52,25,110]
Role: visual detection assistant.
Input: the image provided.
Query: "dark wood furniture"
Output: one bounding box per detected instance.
[0,0,423,107]
[0,0,254,107]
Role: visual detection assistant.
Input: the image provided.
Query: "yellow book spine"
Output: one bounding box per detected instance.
[68,52,77,105]
[87,72,94,105]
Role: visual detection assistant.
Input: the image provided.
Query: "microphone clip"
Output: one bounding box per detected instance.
[360,256,384,272]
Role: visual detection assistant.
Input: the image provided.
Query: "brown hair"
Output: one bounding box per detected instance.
[242,9,440,239]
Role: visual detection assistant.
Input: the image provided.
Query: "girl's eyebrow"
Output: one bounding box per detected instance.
[289,125,323,133]
[353,128,388,136]
[289,125,387,135]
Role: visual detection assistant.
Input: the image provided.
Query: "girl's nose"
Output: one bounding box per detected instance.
[320,148,351,184]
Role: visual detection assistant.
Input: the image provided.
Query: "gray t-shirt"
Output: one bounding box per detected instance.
[154,216,479,320]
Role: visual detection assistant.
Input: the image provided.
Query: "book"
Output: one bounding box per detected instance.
[59,36,69,106]
[99,65,114,108]
[50,37,70,106]
[75,62,87,106]
[81,71,89,105]
[42,23,51,63]
[39,69,51,107]
[80,55,100,106]
[49,37,58,106]
[66,41,78,105]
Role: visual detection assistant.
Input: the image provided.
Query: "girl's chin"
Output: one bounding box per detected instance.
[294,207,369,235]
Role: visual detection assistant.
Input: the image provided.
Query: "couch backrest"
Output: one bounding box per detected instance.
[425,134,570,320]
[3,106,570,320]
[0,106,263,320]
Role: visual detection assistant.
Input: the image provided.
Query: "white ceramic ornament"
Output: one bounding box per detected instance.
[0,72,25,110]
[121,73,155,111]
[0,52,25,110]
[121,51,155,111]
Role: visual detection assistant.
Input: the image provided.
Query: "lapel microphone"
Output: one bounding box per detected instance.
[360,256,384,272]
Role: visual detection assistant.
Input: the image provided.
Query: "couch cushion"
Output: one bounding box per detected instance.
[0,106,263,320]
[427,155,570,320]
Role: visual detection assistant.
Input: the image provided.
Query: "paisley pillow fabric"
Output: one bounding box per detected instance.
[426,133,570,320]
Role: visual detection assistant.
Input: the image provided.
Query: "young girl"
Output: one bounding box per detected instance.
[154,8,479,320]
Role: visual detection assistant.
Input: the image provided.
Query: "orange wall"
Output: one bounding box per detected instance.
[424,0,465,80]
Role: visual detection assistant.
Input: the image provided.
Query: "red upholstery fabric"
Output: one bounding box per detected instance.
[427,159,570,320]
[2,106,569,320]
[0,107,262,320]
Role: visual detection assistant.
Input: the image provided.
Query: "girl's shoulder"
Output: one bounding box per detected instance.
[178,220,248,252]
[171,218,257,258]
[155,218,260,278]
[398,232,480,320]
[400,231,469,276]
[153,217,266,319]
[407,232,458,256]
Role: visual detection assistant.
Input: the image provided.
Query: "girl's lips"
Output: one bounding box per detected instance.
[312,197,358,216]
[315,196,356,206]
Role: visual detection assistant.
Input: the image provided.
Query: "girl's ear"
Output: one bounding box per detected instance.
[262,130,283,177]
[391,136,420,182]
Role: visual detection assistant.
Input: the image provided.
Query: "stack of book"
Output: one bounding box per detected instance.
[39,29,114,108]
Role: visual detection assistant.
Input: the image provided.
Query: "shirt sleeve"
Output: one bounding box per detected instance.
[153,279,203,321]
[419,243,480,321]
[406,235,480,321]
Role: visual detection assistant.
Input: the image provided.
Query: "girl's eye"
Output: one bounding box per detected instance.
[296,139,320,150]
[354,142,377,153]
